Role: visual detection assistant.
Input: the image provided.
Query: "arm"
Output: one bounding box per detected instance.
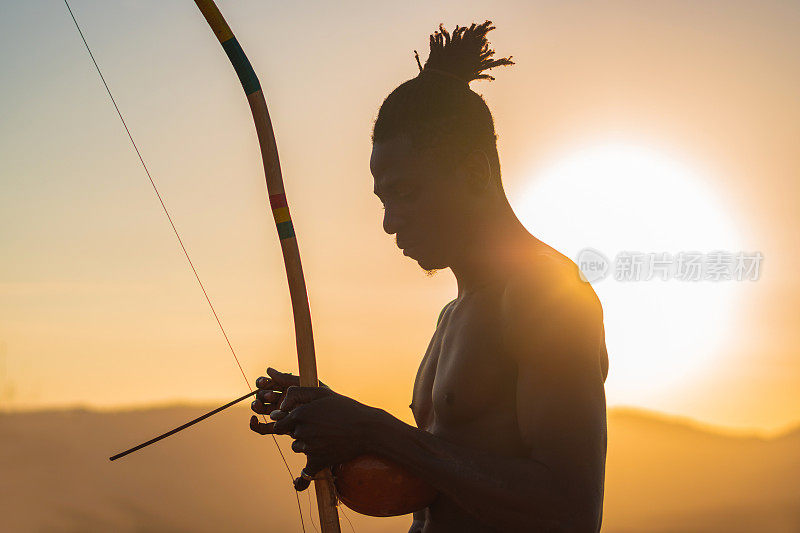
[366,277,607,531]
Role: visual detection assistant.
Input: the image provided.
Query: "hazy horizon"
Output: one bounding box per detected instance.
[3,404,799,532]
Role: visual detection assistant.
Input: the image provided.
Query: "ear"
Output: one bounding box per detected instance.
[458,149,493,193]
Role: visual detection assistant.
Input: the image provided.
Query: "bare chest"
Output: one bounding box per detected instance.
[411,295,519,445]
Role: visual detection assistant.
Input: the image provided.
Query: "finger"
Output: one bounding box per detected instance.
[251,399,276,415]
[280,386,330,412]
[256,370,331,392]
[272,411,298,435]
[293,471,313,491]
[290,437,324,455]
[255,369,300,391]
[269,409,287,421]
[294,455,328,492]
[266,367,301,389]
[256,389,282,404]
[291,435,324,456]
[255,376,273,390]
[249,415,276,435]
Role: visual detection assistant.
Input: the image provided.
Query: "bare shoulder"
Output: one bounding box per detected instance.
[501,249,605,365]
[502,249,602,320]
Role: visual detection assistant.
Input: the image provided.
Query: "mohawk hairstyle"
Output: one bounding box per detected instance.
[373,21,514,183]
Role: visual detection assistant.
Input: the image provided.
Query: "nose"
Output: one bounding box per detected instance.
[383,207,403,235]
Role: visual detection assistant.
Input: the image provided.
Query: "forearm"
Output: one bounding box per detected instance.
[365,411,582,531]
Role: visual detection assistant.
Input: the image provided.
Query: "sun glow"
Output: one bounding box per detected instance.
[516,143,742,404]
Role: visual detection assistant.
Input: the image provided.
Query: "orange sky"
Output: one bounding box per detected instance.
[1,0,798,433]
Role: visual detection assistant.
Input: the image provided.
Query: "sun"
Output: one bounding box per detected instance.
[514,142,742,406]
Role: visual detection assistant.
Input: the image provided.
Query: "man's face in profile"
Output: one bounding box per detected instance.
[371,136,475,272]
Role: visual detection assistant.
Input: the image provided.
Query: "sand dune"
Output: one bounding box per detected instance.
[1,406,797,532]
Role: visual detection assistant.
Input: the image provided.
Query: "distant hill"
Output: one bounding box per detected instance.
[0,406,797,532]
[604,409,800,532]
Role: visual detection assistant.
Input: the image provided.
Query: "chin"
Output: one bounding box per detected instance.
[402,243,448,271]
[414,254,447,272]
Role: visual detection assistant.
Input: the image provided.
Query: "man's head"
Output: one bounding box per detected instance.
[370,22,513,271]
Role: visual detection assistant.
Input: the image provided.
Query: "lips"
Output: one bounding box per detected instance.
[397,238,418,256]
[396,236,415,251]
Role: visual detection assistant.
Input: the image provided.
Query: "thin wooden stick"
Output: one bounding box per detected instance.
[109,390,257,461]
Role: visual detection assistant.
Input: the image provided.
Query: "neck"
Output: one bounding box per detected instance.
[450,197,536,296]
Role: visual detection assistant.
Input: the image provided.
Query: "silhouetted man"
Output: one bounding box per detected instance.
[251,21,609,532]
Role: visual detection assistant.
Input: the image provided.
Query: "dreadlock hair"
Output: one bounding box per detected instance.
[372,21,514,185]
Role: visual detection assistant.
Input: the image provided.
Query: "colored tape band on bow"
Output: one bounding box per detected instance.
[194,0,260,96]
[269,194,295,239]
[276,220,296,240]
[272,206,290,224]
[221,37,261,95]
[269,193,288,208]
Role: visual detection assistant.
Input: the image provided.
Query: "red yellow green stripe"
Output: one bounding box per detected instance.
[269,194,294,239]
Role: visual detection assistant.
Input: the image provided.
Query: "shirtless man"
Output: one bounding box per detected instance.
[250,22,609,532]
